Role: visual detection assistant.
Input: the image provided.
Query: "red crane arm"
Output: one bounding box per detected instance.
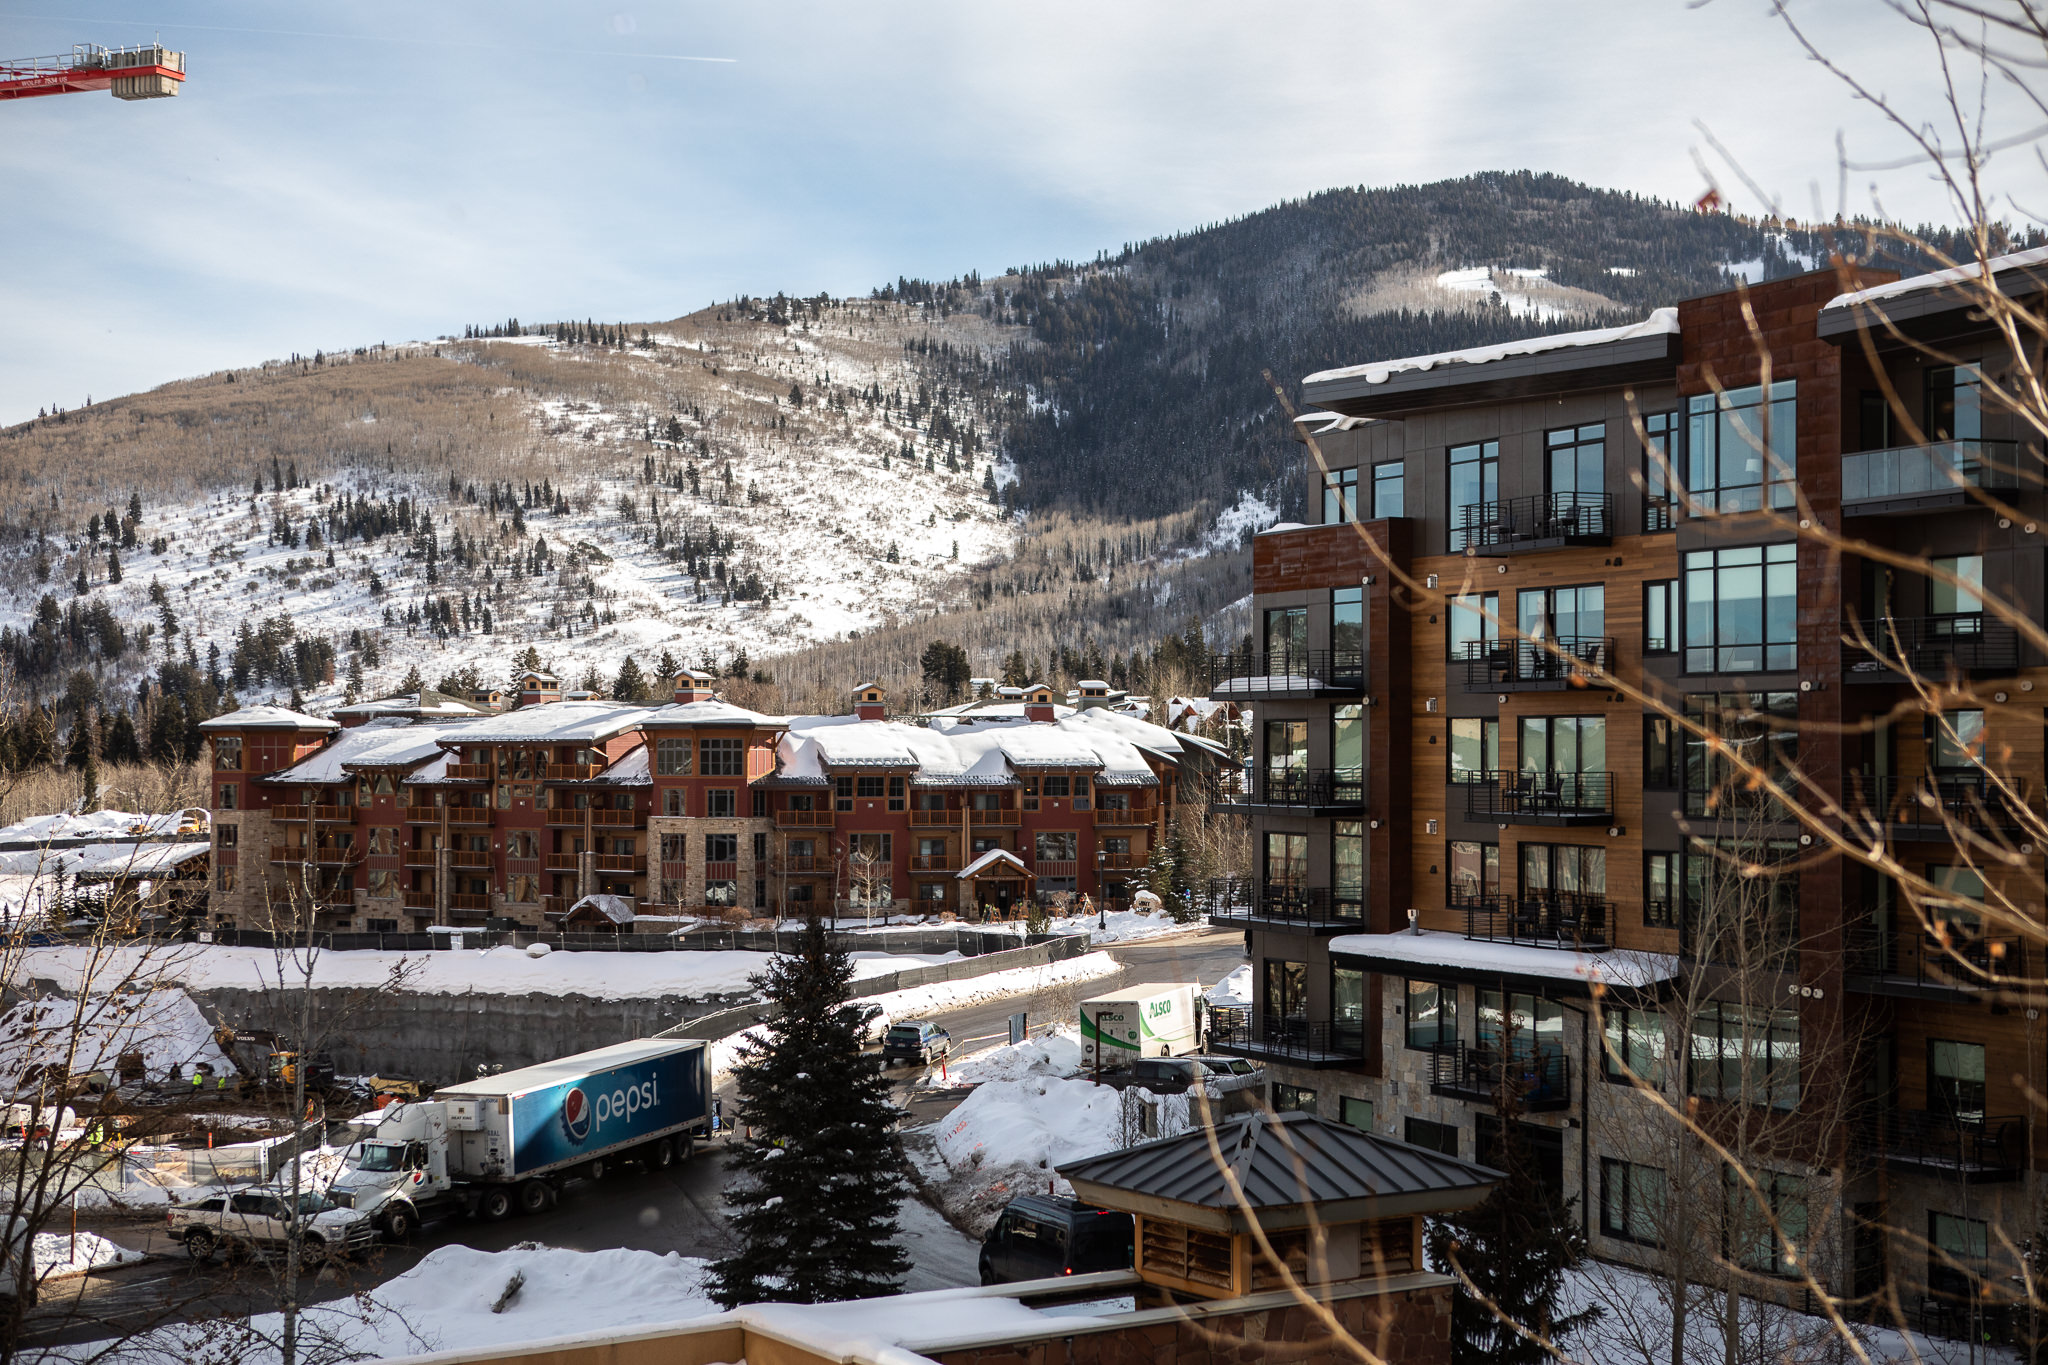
[0,44,185,101]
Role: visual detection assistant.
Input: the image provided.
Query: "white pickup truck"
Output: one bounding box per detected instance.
[165,1189,377,1263]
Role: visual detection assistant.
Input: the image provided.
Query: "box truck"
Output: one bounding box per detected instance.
[1079,983,1199,1070]
[328,1037,711,1240]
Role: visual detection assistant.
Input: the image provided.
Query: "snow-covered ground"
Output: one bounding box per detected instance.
[0,988,232,1088]
[33,1230,147,1280]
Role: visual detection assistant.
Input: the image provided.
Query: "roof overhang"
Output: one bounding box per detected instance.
[1060,1182,1495,1234]
[1329,929,1678,995]
[1302,318,1681,419]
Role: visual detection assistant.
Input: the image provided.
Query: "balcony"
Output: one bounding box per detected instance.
[1845,614,2022,681]
[545,763,605,782]
[446,763,492,782]
[448,893,491,914]
[590,810,635,828]
[1458,638,1614,693]
[316,888,356,909]
[403,805,444,823]
[270,805,308,822]
[1093,807,1154,826]
[1846,921,2026,998]
[447,849,490,869]
[1428,1044,1572,1113]
[541,895,566,917]
[311,805,353,823]
[784,856,825,874]
[1096,851,1139,871]
[777,808,835,828]
[1204,878,1365,932]
[547,808,588,827]
[591,853,644,874]
[1457,890,1610,950]
[544,852,579,871]
[966,807,1023,826]
[1034,859,1079,879]
[447,807,490,826]
[1456,492,1613,555]
[269,845,307,864]
[1205,1008,1364,1069]
[309,844,357,865]
[1841,439,2023,517]
[1207,649,1365,700]
[908,809,958,827]
[1462,771,1613,826]
[1855,1109,2027,1182]
[1843,772,2031,840]
[402,890,435,911]
[1213,767,1363,818]
[703,860,738,883]
[402,849,436,868]
[910,854,959,872]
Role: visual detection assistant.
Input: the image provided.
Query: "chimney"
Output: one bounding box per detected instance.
[517,671,562,708]
[673,669,716,705]
[1077,679,1110,712]
[853,682,887,721]
[1023,682,1056,723]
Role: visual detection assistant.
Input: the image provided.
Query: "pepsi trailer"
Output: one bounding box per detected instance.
[329,1037,712,1235]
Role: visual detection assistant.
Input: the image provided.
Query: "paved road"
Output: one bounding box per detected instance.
[23,927,1244,1349]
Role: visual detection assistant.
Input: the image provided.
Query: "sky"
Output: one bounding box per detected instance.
[2,1,2042,424]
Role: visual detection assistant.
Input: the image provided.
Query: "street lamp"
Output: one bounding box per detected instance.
[1094,849,1107,929]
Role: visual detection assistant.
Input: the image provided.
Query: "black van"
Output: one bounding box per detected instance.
[978,1195,1135,1285]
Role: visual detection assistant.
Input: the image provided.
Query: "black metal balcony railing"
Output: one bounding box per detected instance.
[1844,613,2023,680]
[1463,771,1613,825]
[1217,767,1364,813]
[1841,439,2023,515]
[1458,637,1615,692]
[1855,1109,2027,1180]
[1456,890,1610,950]
[1456,492,1614,553]
[1843,772,2031,838]
[1206,1008,1365,1065]
[1207,649,1365,697]
[1429,1044,1572,1113]
[1204,877,1365,928]
[1846,920,2027,991]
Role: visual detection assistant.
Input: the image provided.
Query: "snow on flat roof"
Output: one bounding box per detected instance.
[197,704,337,732]
[61,842,210,877]
[1823,244,2048,311]
[331,690,483,719]
[1328,929,1678,989]
[269,720,445,785]
[641,698,784,727]
[435,1036,702,1099]
[1304,307,1679,388]
[435,701,659,745]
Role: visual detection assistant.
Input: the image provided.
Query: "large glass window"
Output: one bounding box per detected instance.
[212,737,243,771]
[1372,461,1405,519]
[1405,1117,1459,1156]
[1448,441,1499,552]
[1931,708,1986,770]
[1332,704,1363,782]
[1333,967,1365,1053]
[1264,959,1307,1021]
[1642,411,1678,531]
[1927,365,1984,442]
[1683,692,1797,820]
[1645,851,1677,927]
[1930,1213,1989,1284]
[1264,607,1306,662]
[1547,423,1606,498]
[1263,832,1307,889]
[1684,543,1797,673]
[1478,990,1563,1059]
[1449,718,1498,783]
[1519,585,1604,647]
[1448,840,1499,904]
[654,738,692,776]
[1332,820,1364,918]
[1323,467,1358,524]
[699,737,744,777]
[1406,980,1457,1050]
[1644,716,1680,790]
[1644,579,1676,654]
[1601,1159,1666,1245]
[1448,592,1497,660]
[1520,843,1606,897]
[1929,1039,1986,1124]
[1688,1001,1800,1110]
[1264,720,1307,777]
[1519,716,1605,776]
[1331,587,1363,672]
[1727,1168,1807,1275]
[1686,380,1797,513]
[1684,839,1799,966]
[1929,554,1985,616]
[1602,1007,1667,1087]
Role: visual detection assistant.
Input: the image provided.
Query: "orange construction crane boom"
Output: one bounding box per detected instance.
[0,43,185,101]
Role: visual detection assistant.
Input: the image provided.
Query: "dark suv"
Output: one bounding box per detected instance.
[978,1195,1134,1285]
[882,1020,951,1066]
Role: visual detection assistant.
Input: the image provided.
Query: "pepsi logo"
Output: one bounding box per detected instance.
[560,1087,592,1143]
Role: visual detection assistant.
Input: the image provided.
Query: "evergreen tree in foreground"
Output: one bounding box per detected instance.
[1424,1089,1601,1365]
[709,915,912,1307]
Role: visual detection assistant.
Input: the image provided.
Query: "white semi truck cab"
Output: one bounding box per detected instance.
[330,1038,711,1240]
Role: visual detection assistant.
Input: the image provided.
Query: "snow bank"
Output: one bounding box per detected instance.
[864,951,1119,1025]
[951,1027,1082,1085]
[34,1230,146,1280]
[0,989,232,1090]
[935,1075,1126,1177]
[1205,964,1252,1007]
[72,1243,720,1363]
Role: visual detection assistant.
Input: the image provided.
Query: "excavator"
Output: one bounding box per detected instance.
[209,1027,420,1105]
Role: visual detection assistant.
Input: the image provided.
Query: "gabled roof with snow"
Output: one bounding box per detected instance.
[1303,308,1679,389]
[434,701,659,746]
[641,699,784,728]
[565,893,635,925]
[57,842,211,879]
[770,713,1169,789]
[593,744,650,786]
[198,705,338,733]
[958,848,1031,879]
[267,720,446,786]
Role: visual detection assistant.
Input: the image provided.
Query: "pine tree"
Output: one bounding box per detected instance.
[105,549,122,585]
[400,664,425,695]
[613,656,650,703]
[1424,1091,1601,1365]
[709,915,912,1307]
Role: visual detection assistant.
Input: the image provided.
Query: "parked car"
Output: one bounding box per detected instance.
[1129,1055,1261,1093]
[978,1194,1134,1285]
[882,1021,951,1067]
[166,1189,377,1263]
[1189,1055,1260,1078]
